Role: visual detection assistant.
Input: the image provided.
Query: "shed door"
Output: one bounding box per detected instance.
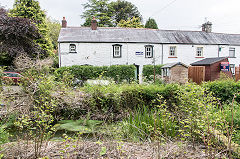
[188,66,205,84]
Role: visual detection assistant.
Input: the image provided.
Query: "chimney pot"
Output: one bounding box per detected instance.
[62,17,67,28]
[91,17,97,30]
[202,21,212,33]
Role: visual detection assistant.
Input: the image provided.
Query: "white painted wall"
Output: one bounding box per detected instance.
[59,42,240,81]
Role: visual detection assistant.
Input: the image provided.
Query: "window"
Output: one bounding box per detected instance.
[113,44,122,58]
[196,47,203,57]
[162,68,170,76]
[230,64,235,75]
[145,45,153,58]
[169,46,176,57]
[229,48,235,57]
[69,44,76,53]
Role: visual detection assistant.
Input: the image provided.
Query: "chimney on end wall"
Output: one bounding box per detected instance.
[91,17,97,30]
[62,17,67,28]
[202,21,212,33]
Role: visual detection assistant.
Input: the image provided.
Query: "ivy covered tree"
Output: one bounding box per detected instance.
[10,0,53,57]
[0,7,43,64]
[145,17,158,29]
[109,0,142,26]
[117,16,144,28]
[81,0,114,27]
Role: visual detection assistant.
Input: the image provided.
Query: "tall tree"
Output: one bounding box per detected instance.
[0,7,43,63]
[46,17,61,50]
[109,0,142,26]
[81,0,114,27]
[10,0,53,57]
[117,16,144,28]
[145,17,158,29]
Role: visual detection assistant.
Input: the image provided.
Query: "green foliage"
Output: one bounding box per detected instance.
[82,0,114,27]
[82,0,142,27]
[142,65,163,81]
[55,119,103,132]
[203,79,240,103]
[10,0,54,57]
[117,16,144,28]
[109,0,142,26]
[55,65,136,83]
[123,104,177,141]
[0,125,9,145]
[145,17,158,29]
[46,17,61,50]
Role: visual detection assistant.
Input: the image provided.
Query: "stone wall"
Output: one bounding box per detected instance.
[169,65,188,84]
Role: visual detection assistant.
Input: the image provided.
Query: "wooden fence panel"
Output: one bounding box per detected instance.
[235,67,240,81]
[188,66,205,84]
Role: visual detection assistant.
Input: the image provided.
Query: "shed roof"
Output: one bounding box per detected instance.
[58,27,240,45]
[162,62,188,68]
[190,57,228,66]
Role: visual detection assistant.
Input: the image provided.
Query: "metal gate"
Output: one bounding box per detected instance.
[188,66,205,84]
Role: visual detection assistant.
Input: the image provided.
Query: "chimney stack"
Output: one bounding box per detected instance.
[62,17,67,28]
[91,17,97,30]
[202,21,212,33]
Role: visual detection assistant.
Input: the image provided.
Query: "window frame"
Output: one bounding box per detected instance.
[196,47,203,57]
[145,45,154,58]
[69,44,77,53]
[112,44,122,58]
[169,46,177,57]
[229,47,235,58]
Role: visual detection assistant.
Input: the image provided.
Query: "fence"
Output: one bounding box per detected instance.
[188,66,205,84]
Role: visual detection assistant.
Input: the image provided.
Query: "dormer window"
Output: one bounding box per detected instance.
[145,45,153,58]
[113,44,122,58]
[69,44,76,53]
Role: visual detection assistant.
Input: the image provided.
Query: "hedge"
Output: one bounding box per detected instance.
[142,65,163,81]
[55,65,136,82]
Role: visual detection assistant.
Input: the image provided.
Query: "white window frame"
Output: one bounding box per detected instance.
[229,47,235,58]
[169,46,177,57]
[69,44,77,53]
[145,45,153,58]
[113,44,122,58]
[196,47,203,57]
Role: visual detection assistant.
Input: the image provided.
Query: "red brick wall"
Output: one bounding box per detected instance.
[209,58,232,81]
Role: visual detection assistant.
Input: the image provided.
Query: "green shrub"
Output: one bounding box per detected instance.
[142,65,163,81]
[55,65,136,83]
[203,79,240,103]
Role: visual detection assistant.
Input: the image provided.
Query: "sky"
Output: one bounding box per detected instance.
[1,0,240,34]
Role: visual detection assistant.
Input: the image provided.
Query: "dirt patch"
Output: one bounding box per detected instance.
[1,140,224,159]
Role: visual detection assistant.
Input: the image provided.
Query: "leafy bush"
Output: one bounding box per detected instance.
[55,65,136,83]
[203,79,240,103]
[142,65,163,81]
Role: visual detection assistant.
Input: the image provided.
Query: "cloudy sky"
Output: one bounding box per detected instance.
[1,0,240,33]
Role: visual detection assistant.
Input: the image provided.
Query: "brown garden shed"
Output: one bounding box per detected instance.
[189,57,232,84]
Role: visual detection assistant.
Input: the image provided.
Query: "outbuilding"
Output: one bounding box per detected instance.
[189,57,233,83]
[161,62,188,83]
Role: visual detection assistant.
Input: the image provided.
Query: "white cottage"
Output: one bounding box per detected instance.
[58,17,240,82]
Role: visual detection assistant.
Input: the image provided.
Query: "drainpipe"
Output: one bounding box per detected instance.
[161,44,164,64]
[58,42,61,67]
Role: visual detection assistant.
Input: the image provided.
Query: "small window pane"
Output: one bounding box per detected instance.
[229,48,235,57]
[69,44,76,53]
[196,47,203,57]
[145,46,153,58]
[169,46,176,56]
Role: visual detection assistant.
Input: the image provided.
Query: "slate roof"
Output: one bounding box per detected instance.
[58,27,240,45]
[162,62,188,68]
[190,57,228,66]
